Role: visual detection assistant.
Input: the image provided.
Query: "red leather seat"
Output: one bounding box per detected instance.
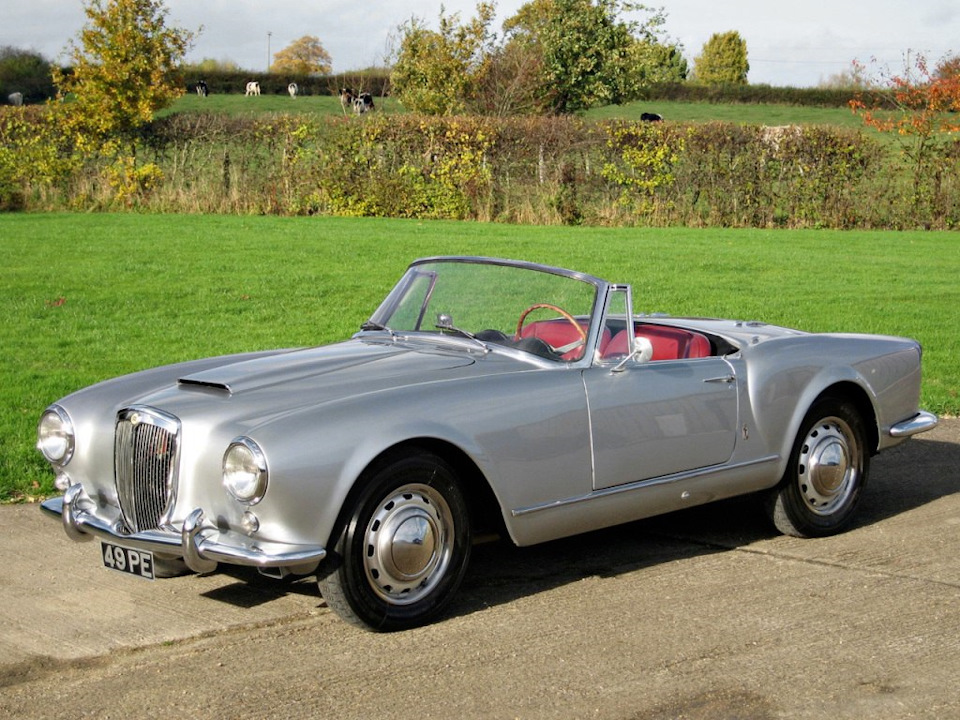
[602,325,712,361]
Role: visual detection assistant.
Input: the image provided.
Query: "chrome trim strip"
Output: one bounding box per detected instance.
[511,454,781,517]
[889,410,939,438]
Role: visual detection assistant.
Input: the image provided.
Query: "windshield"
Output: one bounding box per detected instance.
[367,258,602,362]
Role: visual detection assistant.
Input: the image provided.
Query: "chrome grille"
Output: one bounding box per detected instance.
[115,407,180,532]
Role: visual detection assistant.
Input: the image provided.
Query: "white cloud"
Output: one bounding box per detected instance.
[2,0,957,86]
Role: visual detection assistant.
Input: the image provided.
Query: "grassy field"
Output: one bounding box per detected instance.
[2,213,956,501]
[167,92,865,129]
[164,93,405,117]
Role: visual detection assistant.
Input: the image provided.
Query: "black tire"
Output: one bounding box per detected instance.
[318,452,472,631]
[766,398,870,538]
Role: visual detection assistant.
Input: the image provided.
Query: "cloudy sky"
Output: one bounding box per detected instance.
[3,0,958,87]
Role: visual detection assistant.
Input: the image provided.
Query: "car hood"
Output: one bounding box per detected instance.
[176,338,481,396]
[122,337,494,430]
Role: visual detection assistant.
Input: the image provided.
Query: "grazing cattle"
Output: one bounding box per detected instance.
[245,81,261,96]
[288,82,298,98]
[339,88,355,113]
[640,112,662,122]
[195,80,208,97]
[353,92,375,114]
[8,92,23,106]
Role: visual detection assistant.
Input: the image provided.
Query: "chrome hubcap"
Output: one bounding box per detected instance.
[797,417,859,515]
[363,484,454,605]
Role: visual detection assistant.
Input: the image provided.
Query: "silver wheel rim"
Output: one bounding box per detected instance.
[362,483,455,606]
[797,415,861,515]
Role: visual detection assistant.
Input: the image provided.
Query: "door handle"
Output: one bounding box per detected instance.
[703,375,735,384]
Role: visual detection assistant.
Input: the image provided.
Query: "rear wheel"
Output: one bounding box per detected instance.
[766,398,869,538]
[318,452,471,631]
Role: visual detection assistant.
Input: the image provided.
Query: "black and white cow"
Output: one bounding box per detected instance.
[195,80,209,97]
[7,92,23,106]
[640,112,663,122]
[353,92,375,114]
[288,82,298,98]
[245,81,261,96]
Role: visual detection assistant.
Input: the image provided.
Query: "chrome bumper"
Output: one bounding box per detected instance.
[40,483,326,574]
[889,410,939,438]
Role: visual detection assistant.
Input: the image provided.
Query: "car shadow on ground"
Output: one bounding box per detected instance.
[450,434,960,621]
[194,434,959,617]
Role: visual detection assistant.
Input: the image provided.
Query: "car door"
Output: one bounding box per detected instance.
[583,356,739,490]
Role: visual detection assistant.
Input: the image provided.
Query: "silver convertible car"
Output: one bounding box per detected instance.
[39,256,937,630]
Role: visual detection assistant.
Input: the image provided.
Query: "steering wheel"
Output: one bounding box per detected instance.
[514,303,587,357]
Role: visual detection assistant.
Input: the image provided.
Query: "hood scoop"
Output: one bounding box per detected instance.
[178,376,232,393]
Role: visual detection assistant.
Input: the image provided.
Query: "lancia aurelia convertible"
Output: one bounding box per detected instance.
[38,257,938,630]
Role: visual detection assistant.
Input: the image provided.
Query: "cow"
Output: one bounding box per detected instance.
[640,112,662,122]
[245,81,261,96]
[7,92,23,106]
[288,82,298,98]
[339,88,355,113]
[195,80,209,97]
[353,92,375,114]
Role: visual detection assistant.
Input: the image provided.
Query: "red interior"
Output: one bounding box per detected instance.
[602,324,712,361]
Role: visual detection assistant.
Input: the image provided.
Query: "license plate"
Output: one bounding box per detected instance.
[101,541,155,580]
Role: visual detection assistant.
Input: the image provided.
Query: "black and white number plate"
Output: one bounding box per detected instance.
[101,541,155,580]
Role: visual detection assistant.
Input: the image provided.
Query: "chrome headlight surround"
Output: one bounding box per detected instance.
[37,405,75,467]
[222,437,268,505]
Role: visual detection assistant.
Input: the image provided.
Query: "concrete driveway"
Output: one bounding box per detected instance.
[1,420,958,719]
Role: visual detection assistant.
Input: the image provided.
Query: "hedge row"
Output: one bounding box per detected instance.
[3,110,959,229]
[179,71,392,98]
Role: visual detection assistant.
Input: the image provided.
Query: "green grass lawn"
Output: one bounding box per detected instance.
[584,99,867,129]
[164,93,405,117]
[2,213,956,501]
[166,93,866,129]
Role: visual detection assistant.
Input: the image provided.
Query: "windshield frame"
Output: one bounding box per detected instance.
[364,256,612,366]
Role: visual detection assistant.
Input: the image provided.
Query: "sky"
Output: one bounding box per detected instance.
[3,0,958,88]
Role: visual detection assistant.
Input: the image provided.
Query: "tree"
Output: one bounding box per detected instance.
[0,47,55,103]
[850,52,960,213]
[692,30,748,85]
[270,36,332,75]
[54,0,195,154]
[390,4,496,115]
[504,0,635,114]
[934,54,960,81]
[625,38,687,87]
[503,0,678,114]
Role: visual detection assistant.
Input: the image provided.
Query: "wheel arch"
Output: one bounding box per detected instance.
[810,381,880,455]
[323,437,507,553]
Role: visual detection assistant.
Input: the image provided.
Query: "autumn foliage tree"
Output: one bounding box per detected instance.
[55,0,194,152]
[692,31,749,85]
[270,36,332,75]
[851,52,960,214]
[390,4,496,115]
[52,0,193,201]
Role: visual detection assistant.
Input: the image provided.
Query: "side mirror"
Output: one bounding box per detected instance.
[612,336,654,372]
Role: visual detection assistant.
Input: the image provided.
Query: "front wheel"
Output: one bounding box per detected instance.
[766,398,870,538]
[318,452,471,631]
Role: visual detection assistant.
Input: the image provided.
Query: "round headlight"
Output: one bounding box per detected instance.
[222,438,268,504]
[37,406,75,466]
